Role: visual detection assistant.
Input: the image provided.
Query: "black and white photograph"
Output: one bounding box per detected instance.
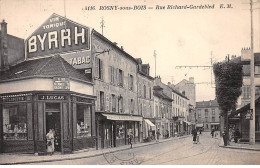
[0,0,260,165]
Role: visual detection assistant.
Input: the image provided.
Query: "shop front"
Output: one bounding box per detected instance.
[96,113,142,149]
[143,119,156,142]
[0,91,96,154]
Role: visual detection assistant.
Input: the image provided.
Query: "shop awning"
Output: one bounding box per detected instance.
[196,123,203,127]
[102,113,143,122]
[144,119,156,130]
[211,123,220,125]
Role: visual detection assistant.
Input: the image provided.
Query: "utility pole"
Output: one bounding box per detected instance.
[100,17,105,36]
[154,50,157,77]
[63,0,67,18]
[249,0,255,145]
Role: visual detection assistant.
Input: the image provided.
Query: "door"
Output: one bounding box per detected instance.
[45,103,61,152]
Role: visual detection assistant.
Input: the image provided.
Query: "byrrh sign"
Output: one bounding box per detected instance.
[26,13,91,59]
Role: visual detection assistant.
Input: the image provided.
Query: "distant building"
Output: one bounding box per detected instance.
[196,100,220,132]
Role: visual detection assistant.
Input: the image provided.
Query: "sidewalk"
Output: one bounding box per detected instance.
[0,135,189,165]
[218,138,260,151]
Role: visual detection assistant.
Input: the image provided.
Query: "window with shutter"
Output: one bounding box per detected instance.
[111,94,116,112]
[119,69,123,87]
[100,91,105,111]
[95,58,100,79]
[96,90,100,111]
[99,60,103,80]
[109,66,112,83]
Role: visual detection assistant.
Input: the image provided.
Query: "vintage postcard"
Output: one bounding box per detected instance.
[0,0,260,165]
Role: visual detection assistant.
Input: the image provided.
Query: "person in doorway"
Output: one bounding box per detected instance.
[192,129,197,144]
[234,129,241,143]
[156,129,161,142]
[46,129,55,155]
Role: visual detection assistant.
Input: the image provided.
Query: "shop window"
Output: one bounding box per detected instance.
[3,104,27,140]
[76,104,91,138]
[105,123,110,140]
[116,122,125,139]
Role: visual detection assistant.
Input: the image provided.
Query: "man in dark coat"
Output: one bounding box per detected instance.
[192,129,197,144]
[234,129,240,143]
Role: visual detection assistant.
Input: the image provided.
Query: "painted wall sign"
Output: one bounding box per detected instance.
[61,50,92,69]
[53,77,70,90]
[26,13,91,59]
[2,96,26,102]
[38,95,67,100]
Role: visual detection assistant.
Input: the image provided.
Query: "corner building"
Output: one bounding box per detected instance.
[0,14,96,154]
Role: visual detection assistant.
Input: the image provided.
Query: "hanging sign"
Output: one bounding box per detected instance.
[53,77,70,90]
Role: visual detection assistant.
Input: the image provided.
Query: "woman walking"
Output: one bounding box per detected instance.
[46,129,55,155]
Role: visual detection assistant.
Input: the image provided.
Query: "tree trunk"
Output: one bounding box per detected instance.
[223,111,229,146]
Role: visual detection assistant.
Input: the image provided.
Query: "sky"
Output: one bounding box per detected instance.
[0,0,254,101]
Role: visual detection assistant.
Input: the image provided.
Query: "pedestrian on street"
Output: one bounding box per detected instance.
[156,129,160,142]
[211,129,215,138]
[46,129,55,155]
[199,129,202,135]
[128,131,133,148]
[192,129,197,144]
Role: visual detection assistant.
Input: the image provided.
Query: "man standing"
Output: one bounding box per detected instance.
[192,129,197,144]
[156,128,160,142]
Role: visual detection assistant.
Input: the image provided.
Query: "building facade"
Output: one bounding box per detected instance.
[153,85,173,139]
[174,77,196,132]
[0,14,96,154]
[195,100,220,132]
[92,30,142,149]
[136,59,155,142]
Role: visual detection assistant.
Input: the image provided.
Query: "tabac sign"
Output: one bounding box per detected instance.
[26,13,91,59]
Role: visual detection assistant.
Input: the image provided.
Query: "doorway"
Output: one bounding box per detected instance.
[45,103,61,152]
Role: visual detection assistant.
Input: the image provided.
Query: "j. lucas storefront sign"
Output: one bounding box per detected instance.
[25,13,92,69]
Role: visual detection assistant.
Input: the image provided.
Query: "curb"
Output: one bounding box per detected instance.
[1,135,190,165]
[219,145,260,151]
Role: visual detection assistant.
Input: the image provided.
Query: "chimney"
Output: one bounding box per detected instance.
[0,19,8,71]
[121,46,124,51]
[189,77,194,83]
[241,47,251,61]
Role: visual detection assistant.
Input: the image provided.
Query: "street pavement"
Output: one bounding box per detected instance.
[1,132,260,165]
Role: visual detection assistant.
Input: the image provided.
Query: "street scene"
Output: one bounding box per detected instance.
[27,132,260,165]
[1,0,260,165]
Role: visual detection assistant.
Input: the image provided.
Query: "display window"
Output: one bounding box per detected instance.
[76,104,91,138]
[104,123,111,140]
[3,104,27,140]
[116,122,125,139]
